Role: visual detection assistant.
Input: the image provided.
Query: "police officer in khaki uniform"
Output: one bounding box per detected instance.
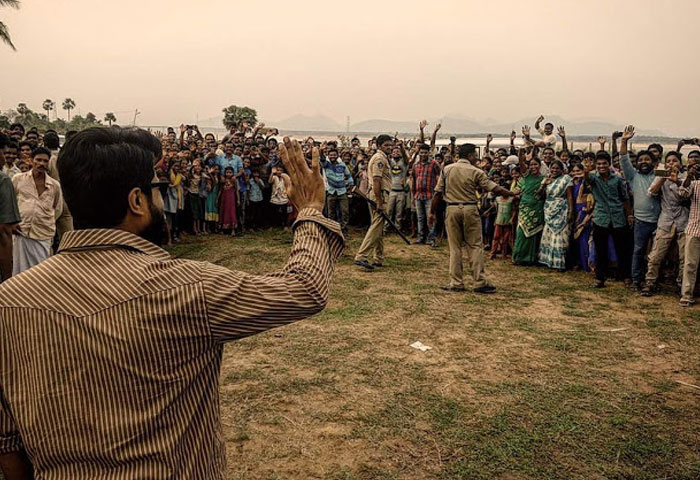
[430,143,515,292]
[354,134,393,270]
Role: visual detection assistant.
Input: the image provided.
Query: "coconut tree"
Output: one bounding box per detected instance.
[42,99,55,119]
[0,0,20,51]
[62,98,76,121]
[104,112,116,126]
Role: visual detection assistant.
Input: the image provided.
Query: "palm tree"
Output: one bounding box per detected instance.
[104,112,116,126]
[42,99,55,119]
[0,0,20,51]
[62,98,76,121]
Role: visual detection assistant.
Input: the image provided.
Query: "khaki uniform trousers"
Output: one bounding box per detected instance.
[446,205,489,289]
[681,235,700,302]
[355,191,388,265]
[645,227,684,287]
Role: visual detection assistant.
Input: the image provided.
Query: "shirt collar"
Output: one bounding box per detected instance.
[57,228,171,261]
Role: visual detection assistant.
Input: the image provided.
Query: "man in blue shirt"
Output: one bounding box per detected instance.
[216,145,243,180]
[619,125,660,290]
[322,149,354,233]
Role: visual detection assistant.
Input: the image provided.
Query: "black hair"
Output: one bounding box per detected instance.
[18,140,32,150]
[665,150,682,160]
[583,152,596,160]
[327,148,339,155]
[25,130,39,138]
[596,151,612,164]
[544,122,554,128]
[550,159,564,171]
[32,146,51,158]
[689,150,700,157]
[648,143,663,155]
[58,127,162,230]
[376,134,393,146]
[65,130,78,142]
[569,154,581,163]
[542,146,555,154]
[636,150,656,163]
[418,143,431,151]
[0,133,8,149]
[10,122,24,133]
[570,162,584,171]
[43,131,60,149]
[458,143,477,158]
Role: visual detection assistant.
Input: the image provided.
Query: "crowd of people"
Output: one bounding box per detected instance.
[2,116,700,306]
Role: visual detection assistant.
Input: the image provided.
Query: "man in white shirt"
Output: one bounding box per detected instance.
[11,146,63,275]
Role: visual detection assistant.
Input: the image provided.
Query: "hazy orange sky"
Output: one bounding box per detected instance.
[1,0,698,135]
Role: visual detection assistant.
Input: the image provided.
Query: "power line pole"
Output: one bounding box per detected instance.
[132,109,140,126]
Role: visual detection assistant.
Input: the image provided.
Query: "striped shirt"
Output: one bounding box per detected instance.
[0,208,343,479]
[679,180,700,238]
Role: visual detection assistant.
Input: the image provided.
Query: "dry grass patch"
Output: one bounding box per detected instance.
[166,228,700,480]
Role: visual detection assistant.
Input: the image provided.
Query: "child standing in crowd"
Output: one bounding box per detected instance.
[204,165,220,233]
[238,158,251,232]
[571,163,594,271]
[490,181,514,259]
[187,161,204,235]
[218,166,239,236]
[165,162,184,244]
[247,170,265,230]
[269,166,289,229]
[480,173,498,251]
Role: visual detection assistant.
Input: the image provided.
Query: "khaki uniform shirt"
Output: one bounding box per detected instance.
[0,209,344,479]
[367,150,392,199]
[12,170,64,241]
[434,159,497,204]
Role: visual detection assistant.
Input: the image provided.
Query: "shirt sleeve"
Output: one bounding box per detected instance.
[434,170,446,194]
[0,176,20,225]
[202,208,345,342]
[53,182,64,220]
[620,154,636,182]
[345,165,355,186]
[370,158,384,179]
[476,169,498,192]
[0,387,22,454]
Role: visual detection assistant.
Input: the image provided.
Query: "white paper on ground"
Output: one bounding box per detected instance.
[410,341,432,352]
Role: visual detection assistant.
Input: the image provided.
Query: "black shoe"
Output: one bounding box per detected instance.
[594,280,606,289]
[473,285,497,294]
[440,284,465,292]
[413,239,426,245]
[429,240,438,249]
[371,262,383,268]
[354,260,375,271]
[630,282,641,293]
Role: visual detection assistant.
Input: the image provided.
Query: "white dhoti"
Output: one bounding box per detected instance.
[12,234,52,276]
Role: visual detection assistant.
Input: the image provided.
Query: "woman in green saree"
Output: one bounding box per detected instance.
[512,156,545,265]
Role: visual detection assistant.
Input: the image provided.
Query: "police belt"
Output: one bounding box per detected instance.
[447,202,478,206]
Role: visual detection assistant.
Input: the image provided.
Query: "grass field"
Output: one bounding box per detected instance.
[168,228,700,480]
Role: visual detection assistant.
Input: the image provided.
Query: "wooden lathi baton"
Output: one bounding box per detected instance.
[352,187,411,245]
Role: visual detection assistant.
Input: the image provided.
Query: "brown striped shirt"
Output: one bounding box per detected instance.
[0,208,343,479]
